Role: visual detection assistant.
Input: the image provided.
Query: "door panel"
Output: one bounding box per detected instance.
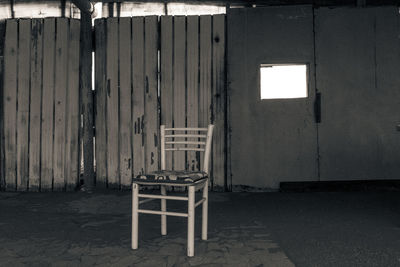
[228,6,319,189]
[316,7,400,180]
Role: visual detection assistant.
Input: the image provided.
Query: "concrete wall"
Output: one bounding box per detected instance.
[228,5,400,189]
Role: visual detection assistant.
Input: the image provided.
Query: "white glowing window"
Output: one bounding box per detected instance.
[260,64,308,99]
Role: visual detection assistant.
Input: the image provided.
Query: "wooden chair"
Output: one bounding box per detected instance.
[131,124,214,257]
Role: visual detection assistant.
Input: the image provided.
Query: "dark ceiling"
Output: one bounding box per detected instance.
[3,0,400,6]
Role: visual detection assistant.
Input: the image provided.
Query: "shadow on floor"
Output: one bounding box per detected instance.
[1,190,400,266]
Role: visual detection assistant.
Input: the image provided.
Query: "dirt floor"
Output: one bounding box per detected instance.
[1,190,400,266]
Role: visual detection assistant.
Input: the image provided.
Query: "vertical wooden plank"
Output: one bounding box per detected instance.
[53,18,68,190]
[28,19,43,191]
[173,16,186,171]
[212,15,226,190]
[160,16,173,171]
[144,16,159,173]
[199,15,212,172]
[41,18,55,191]
[80,12,94,189]
[225,8,233,191]
[16,19,31,191]
[65,19,80,191]
[119,18,132,188]
[95,19,107,187]
[3,19,18,191]
[187,16,200,171]
[0,21,6,190]
[106,18,119,188]
[132,17,145,177]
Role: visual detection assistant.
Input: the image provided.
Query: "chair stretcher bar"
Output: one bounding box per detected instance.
[165,127,208,131]
[195,198,206,208]
[139,198,156,205]
[138,209,188,217]
[138,194,188,201]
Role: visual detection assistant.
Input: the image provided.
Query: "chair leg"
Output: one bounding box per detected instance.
[187,185,195,257]
[132,183,139,250]
[161,185,167,235]
[202,180,208,241]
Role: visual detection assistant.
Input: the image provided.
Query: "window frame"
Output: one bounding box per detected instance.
[259,63,310,100]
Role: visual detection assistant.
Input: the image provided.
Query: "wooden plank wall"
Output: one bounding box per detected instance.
[94,15,227,190]
[1,18,81,191]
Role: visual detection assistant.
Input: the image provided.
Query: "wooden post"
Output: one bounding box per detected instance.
[72,0,93,14]
[80,13,94,189]
[0,20,5,190]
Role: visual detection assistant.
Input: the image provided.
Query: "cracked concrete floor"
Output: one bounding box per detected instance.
[1,190,400,266]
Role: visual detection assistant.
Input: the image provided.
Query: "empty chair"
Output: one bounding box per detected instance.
[131,124,214,257]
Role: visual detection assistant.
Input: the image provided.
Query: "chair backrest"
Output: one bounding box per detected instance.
[160,125,214,173]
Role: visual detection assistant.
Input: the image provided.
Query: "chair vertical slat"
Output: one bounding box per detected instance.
[160,125,166,170]
[203,125,214,173]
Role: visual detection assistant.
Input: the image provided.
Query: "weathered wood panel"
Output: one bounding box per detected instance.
[144,16,159,173]
[187,16,200,171]
[199,15,212,172]
[173,16,186,171]
[160,16,173,171]
[119,18,132,188]
[106,18,119,188]
[2,18,82,192]
[212,15,226,190]
[132,17,145,177]
[3,19,18,191]
[41,18,56,191]
[65,19,80,191]
[28,19,43,191]
[53,18,69,190]
[16,19,31,191]
[95,19,107,187]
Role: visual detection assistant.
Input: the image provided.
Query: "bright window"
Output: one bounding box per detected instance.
[260,64,308,99]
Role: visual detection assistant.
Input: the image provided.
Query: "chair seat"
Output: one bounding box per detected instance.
[132,170,208,184]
